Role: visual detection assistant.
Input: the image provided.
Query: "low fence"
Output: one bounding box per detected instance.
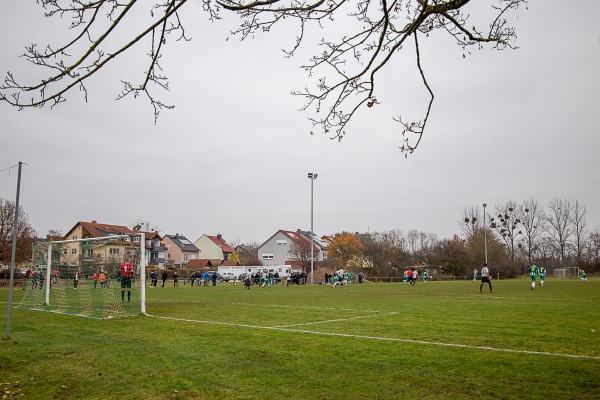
[0,279,27,289]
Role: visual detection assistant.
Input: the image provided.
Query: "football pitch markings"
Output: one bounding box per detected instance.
[145,310,600,361]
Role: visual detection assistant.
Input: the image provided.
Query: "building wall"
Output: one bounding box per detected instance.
[163,236,198,267]
[258,231,294,266]
[194,235,224,260]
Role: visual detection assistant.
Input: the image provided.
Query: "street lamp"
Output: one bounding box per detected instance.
[308,172,318,284]
[483,203,488,266]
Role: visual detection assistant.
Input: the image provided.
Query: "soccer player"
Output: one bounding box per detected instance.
[479,263,494,293]
[581,270,588,282]
[529,262,539,290]
[422,270,428,283]
[119,258,134,303]
[538,265,546,287]
[472,268,478,282]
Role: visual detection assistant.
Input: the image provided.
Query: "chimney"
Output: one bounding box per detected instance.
[217,234,222,240]
[92,220,97,224]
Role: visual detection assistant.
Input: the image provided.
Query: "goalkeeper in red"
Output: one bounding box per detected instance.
[120,258,134,303]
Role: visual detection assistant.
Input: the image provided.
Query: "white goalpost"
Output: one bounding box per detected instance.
[20,234,146,319]
[552,267,580,279]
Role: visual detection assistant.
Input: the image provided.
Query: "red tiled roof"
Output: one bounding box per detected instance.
[187,259,213,269]
[208,235,235,253]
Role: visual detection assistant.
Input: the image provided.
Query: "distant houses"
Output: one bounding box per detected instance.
[49,220,329,273]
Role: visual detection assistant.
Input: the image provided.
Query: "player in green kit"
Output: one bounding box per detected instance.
[580,270,588,282]
[538,265,546,287]
[422,270,428,283]
[529,262,539,290]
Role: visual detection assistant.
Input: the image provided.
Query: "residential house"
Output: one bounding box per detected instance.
[193,234,235,262]
[145,231,166,269]
[257,229,327,269]
[163,234,200,268]
[57,220,151,273]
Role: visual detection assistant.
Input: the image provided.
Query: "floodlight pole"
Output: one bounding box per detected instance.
[5,162,23,339]
[308,172,318,285]
[483,203,488,265]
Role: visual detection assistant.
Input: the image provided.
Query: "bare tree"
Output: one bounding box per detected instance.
[461,206,482,240]
[0,0,526,153]
[571,200,587,265]
[546,198,574,262]
[489,200,522,262]
[520,198,545,265]
[288,239,312,267]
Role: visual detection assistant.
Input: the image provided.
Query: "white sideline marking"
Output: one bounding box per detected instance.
[145,314,600,360]
[269,312,399,328]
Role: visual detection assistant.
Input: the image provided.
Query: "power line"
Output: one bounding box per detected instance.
[0,163,29,174]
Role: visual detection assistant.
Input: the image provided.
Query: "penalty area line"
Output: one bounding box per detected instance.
[269,312,399,328]
[145,314,599,360]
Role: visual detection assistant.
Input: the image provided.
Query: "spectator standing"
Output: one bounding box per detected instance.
[161,270,168,287]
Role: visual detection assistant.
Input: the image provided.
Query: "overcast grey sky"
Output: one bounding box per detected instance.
[1,1,599,246]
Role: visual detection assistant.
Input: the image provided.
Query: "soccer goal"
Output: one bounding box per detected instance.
[19,234,146,319]
[552,267,580,279]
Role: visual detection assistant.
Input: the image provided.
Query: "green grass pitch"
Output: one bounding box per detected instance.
[1,278,599,399]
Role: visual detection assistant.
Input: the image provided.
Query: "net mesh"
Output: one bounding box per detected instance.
[19,235,143,319]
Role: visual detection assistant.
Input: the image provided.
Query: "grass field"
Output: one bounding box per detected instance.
[1,278,599,399]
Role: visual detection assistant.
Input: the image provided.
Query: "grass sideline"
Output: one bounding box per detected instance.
[1,278,599,399]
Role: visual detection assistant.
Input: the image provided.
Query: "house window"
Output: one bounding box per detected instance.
[261,253,274,260]
[184,254,189,262]
[71,248,77,255]
[276,240,287,246]
[167,244,171,251]
[110,248,120,255]
[63,249,67,255]
[72,236,77,241]
[133,236,140,242]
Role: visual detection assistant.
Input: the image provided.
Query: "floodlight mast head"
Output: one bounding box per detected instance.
[308,173,318,179]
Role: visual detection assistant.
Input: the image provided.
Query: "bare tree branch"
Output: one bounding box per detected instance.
[1,0,527,152]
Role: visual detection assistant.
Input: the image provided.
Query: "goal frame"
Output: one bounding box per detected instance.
[37,233,146,315]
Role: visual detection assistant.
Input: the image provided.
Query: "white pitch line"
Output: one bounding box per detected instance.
[269,312,399,328]
[145,314,600,360]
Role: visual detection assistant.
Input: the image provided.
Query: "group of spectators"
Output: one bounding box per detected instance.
[149,270,219,287]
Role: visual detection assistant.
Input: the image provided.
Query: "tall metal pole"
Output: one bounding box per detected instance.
[5,162,23,339]
[308,173,317,285]
[483,203,488,265]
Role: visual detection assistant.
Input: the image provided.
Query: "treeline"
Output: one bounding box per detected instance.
[325,198,598,278]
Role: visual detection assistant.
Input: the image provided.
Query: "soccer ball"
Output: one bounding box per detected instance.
[107,316,113,319]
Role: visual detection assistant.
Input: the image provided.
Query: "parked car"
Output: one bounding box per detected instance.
[221,272,237,282]
[237,272,250,282]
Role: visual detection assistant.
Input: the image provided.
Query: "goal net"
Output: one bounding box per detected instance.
[19,234,146,319]
[552,267,580,279]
